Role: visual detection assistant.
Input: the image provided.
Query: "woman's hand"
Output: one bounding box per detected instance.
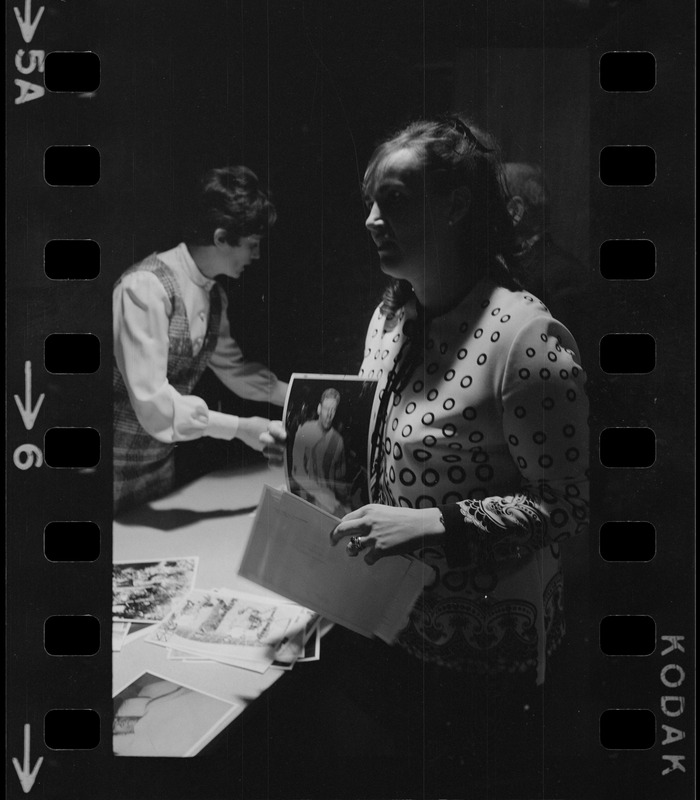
[258,419,287,466]
[237,417,286,464]
[330,504,444,565]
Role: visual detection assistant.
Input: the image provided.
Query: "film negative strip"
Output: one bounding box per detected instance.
[6,1,695,798]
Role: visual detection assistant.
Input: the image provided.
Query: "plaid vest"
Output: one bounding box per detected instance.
[113,254,222,513]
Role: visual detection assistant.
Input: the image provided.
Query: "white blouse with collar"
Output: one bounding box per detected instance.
[113,242,286,444]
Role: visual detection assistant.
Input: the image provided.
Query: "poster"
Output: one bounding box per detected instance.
[6,1,695,798]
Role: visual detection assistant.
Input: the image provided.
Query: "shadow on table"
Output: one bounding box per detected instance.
[117,504,258,531]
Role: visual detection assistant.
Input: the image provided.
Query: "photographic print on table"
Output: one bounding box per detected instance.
[112,557,198,623]
[146,587,318,667]
[283,374,378,516]
[112,671,239,757]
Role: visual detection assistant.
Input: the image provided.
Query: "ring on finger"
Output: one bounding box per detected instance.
[346,535,367,554]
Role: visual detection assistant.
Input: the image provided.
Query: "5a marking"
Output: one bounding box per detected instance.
[12,0,47,105]
[13,361,45,470]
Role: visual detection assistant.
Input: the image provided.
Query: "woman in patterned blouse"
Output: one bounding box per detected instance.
[326,116,589,795]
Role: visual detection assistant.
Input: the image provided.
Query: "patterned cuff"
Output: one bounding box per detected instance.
[439,503,474,568]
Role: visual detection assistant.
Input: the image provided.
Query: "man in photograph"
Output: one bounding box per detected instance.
[291,388,348,516]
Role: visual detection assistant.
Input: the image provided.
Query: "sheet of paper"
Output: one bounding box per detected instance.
[239,486,433,642]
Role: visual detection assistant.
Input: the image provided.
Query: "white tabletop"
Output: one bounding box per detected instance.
[113,463,293,714]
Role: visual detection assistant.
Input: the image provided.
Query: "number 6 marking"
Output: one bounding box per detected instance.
[13,444,43,470]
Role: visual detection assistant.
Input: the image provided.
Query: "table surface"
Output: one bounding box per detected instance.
[113,463,294,717]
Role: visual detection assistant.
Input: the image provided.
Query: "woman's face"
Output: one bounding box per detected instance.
[364,148,449,286]
[213,233,262,280]
[225,234,262,279]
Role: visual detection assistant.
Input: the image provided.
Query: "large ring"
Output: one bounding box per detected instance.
[346,535,365,555]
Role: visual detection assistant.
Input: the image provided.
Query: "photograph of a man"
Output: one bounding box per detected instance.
[291,388,347,515]
[284,376,377,517]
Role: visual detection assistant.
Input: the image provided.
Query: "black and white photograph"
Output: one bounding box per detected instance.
[145,587,317,670]
[284,374,377,515]
[112,671,239,758]
[112,558,198,623]
[5,1,695,799]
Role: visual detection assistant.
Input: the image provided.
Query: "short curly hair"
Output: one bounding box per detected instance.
[184,166,277,246]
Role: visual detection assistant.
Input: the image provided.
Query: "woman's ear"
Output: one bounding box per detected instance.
[213,227,229,248]
[449,186,471,226]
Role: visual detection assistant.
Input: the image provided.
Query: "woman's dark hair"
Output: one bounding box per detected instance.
[184,166,277,246]
[363,115,519,317]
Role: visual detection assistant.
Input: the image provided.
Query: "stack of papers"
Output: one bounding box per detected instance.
[145,588,321,673]
[239,486,433,643]
[112,555,325,672]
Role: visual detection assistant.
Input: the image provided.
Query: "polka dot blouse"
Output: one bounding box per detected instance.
[359,278,590,682]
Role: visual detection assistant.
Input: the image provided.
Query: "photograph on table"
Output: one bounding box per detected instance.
[284,375,378,516]
[145,587,318,671]
[163,603,321,670]
[112,671,239,757]
[112,557,199,623]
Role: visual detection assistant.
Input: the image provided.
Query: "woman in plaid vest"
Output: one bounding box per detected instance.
[113,166,287,514]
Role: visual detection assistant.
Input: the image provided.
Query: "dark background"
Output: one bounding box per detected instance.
[6,1,695,798]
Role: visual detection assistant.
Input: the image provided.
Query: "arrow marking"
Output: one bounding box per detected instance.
[14,0,45,44]
[12,724,43,794]
[14,361,45,431]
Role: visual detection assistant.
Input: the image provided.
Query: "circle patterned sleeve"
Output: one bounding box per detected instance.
[445,315,590,565]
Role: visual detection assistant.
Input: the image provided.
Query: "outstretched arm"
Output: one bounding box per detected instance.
[114,271,239,442]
